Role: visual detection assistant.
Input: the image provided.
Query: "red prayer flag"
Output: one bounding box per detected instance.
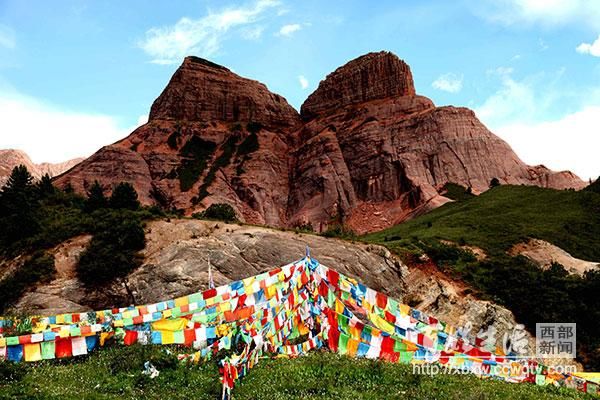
[124,330,138,346]
[55,337,72,358]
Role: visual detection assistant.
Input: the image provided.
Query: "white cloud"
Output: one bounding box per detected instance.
[432,73,463,93]
[475,69,599,180]
[241,25,265,40]
[492,107,599,181]
[0,88,133,164]
[0,24,16,49]
[139,0,280,65]
[472,0,600,29]
[298,75,308,89]
[576,35,600,57]
[277,23,301,36]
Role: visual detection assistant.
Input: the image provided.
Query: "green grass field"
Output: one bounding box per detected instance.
[0,346,594,399]
[364,185,600,260]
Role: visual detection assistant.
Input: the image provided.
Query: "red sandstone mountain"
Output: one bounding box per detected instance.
[54,52,584,233]
[0,149,82,187]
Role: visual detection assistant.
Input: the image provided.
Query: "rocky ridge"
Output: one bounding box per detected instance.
[0,149,82,187]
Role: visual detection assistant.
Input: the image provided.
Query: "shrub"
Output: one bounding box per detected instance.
[246,121,263,134]
[0,251,55,313]
[177,136,216,192]
[293,221,314,233]
[0,360,28,382]
[77,210,145,286]
[85,180,108,212]
[321,224,356,240]
[198,135,238,201]
[489,177,501,188]
[237,133,259,156]
[110,182,140,210]
[193,203,238,223]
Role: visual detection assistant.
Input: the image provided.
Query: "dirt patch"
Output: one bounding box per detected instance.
[509,238,599,276]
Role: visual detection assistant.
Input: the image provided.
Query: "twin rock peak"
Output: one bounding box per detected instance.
[56,51,583,233]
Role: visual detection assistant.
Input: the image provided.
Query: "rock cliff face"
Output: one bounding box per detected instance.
[0,149,82,187]
[55,51,584,233]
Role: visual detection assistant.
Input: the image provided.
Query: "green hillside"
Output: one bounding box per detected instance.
[0,346,593,400]
[364,184,600,370]
[364,184,600,260]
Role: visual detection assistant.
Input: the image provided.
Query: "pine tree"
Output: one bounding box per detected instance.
[0,165,39,246]
[36,174,55,198]
[109,182,140,210]
[85,180,108,212]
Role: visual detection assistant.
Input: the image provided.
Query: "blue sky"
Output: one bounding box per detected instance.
[0,0,598,179]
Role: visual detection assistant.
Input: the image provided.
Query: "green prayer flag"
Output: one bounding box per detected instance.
[6,336,19,346]
[174,330,185,344]
[394,340,407,353]
[338,333,349,355]
[400,351,414,364]
[41,341,55,359]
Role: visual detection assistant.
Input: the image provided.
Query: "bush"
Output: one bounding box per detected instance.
[246,121,263,134]
[77,210,145,286]
[193,203,238,223]
[85,180,108,212]
[237,133,259,156]
[198,135,238,201]
[110,182,140,210]
[320,224,356,240]
[0,251,55,313]
[177,136,216,192]
[0,360,28,383]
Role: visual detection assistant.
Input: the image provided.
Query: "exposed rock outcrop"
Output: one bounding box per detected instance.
[12,220,534,358]
[55,51,585,233]
[509,239,599,276]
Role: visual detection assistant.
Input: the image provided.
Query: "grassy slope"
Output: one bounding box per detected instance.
[364,185,600,260]
[0,346,593,400]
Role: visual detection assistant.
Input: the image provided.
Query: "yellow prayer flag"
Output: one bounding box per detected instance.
[151,318,187,332]
[175,296,188,307]
[23,343,42,362]
[370,314,394,334]
[161,331,175,345]
[399,304,410,316]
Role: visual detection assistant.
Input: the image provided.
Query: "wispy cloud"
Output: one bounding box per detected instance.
[432,73,463,93]
[576,35,600,57]
[138,0,281,65]
[471,0,600,30]
[298,75,308,89]
[0,86,134,163]
[475,68,600,180]
[241,25,265,40]
[277,23,301,36]
[0,24,16,49]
